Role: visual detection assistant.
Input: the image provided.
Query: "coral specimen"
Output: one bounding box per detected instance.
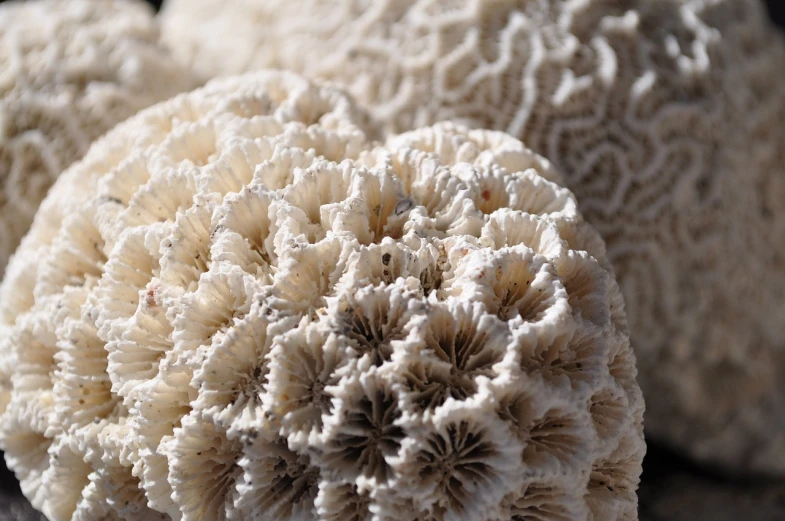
[159,0,785,474]
[0,71,643,520]
[0,0,196,273]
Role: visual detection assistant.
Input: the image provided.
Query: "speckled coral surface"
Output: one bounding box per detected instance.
[0,71,642,521]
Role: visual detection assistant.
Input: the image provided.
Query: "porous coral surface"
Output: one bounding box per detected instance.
[159,0,785,474]
[0,0,196,273]
[0,71,643,521]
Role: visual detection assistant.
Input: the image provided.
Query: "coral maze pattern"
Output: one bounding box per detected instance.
[0,0,194,271]
[161,0,785,473]
[0,71,643,521]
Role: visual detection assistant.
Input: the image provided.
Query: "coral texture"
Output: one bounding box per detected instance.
[0,0,196,273]
[0,71,643,521]
[160,0,785,474]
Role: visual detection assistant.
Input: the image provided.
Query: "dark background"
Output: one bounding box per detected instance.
[766,0,784,27]
[0,0,785,517]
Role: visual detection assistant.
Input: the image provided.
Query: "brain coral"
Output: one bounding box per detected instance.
[0,70,643,521]
[159,0,785,473]
[0,0,196,273]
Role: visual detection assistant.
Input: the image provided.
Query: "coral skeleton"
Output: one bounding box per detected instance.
[0,71,643,521]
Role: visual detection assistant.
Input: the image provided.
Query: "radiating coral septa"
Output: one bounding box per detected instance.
[552,219,610,272]
[0,412,50,511]
[253,142,320,191]
[522,400,596,480]
[35,205,106,299]
[264,320,345,448]
[444,244,568,326]
[5,310,57,428]
[327,279,428,367]
[170,261,264,372]
[105,281,174,407]
[41,436,92,521]
[232,435,320,521]
[72,467,162,521]
[503,477,589,521]
[271,234,359,316]
[282,158,355,230]
[165,412,242,521]
[387,297,510,419]
[506,313,612,391]
[191,304,274,413]
[315,479,373,521]
[157,203,214,292]
[319,367,406,490]
[215,184,277,264]
[507,170,579,220]
[122,166,199,231]
[554,249,611,326]
[90,229,157,332]
[130,373,192,519]
[53,305,118,429]
[586,431,645,521]
[589,381,633,452]
[394,397,523,521]
[481,209,568,260]
[385,149,467,217]
[338,238,442,292]
[66,426,161,521]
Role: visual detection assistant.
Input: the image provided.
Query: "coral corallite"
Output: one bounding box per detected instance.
[0,71,644,521]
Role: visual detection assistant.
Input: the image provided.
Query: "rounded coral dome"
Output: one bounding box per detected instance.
[0,71,643,521]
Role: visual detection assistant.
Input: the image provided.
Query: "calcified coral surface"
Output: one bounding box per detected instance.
[0,0,196,273]
[160,0,785,474]
[0,71,643,521]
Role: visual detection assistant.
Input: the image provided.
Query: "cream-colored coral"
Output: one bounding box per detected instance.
[0,0,197,273]
[159,0,785,474]
[0,71,643,521]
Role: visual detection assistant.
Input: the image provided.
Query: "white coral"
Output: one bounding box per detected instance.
[0,0,197,273]
[0,71,642,521]
[160,0,785,474]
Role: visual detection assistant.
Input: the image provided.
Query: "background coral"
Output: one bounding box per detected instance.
[0,0,197,273]
[0,70,643,521]
[159,0,785,475]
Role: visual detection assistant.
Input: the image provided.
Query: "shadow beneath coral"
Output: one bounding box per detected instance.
[0,452,19,496]
[0,451,42,521]
[639,443,785,521]
[766,0,785,28]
